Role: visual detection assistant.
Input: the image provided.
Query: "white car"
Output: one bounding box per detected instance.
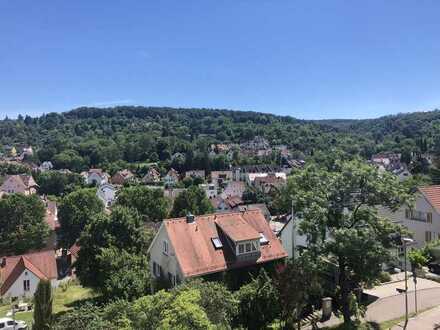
[0,318,27,330]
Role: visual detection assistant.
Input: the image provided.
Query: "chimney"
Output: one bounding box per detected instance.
[186,213,195,224]
[1,257,6,268]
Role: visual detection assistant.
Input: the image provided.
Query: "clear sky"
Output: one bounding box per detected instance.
[1,1,440,120]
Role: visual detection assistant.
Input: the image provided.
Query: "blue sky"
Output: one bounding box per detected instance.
[1,1,440,119]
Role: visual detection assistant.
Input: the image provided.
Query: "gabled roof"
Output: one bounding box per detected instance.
[0,250,57,295]
[1,175,37,190]
[162,210,287,278]
[419,185,440,212]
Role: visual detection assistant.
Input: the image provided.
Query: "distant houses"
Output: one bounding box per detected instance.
[111,169,135,185]
[97,183,118,208]
[0,175,38,195]
[142,167,161,184]
[81,169,110,186]
[164,168,179,187]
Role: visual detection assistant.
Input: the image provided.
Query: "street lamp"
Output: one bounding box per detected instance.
[402,237,414,330]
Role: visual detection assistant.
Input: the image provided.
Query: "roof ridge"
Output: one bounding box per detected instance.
[164,209,260,222]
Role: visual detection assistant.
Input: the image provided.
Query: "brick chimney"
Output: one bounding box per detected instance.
[186,213,195,224]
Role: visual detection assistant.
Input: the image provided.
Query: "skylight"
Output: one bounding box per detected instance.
[259,233,269,245]
[211,237,223,249]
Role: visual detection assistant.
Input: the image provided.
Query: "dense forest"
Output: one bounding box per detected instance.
[1,106,440,174]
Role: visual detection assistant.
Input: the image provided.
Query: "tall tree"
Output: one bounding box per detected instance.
[33,280,53,330]
[115,185,170,222]
[170,186,214,217]
[0,194,49,254]
[76,206,152,300]
[278,160,409,325]
[58,188,103,248]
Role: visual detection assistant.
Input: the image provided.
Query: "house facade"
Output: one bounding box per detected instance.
[97,183,118,207]
[147,210,287,286]
[0,250,58,298]
[164,168,179,187]
[111,169,135,185]
[82,169,109,186]
[185,170,206,180]
[211,170,233,186]
[378,186,440,249]
[142,167,161,184]
[0,175,38,195]
[199,183,217,199]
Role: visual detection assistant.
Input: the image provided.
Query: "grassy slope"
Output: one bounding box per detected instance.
[0,284,96,328]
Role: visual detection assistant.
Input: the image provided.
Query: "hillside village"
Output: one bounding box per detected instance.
[2,119,440,329]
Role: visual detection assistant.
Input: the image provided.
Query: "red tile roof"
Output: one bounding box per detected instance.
[0,250,57,295]
[163,210,287,278]
[419,186,440,211]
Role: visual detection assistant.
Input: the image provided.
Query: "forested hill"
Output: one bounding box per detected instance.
[1,106,440,173]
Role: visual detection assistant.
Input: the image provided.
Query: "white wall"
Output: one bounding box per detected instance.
[148,224,183,286]
[4,270,40,298]
[279,218,308,259]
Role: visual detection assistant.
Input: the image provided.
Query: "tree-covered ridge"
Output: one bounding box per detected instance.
[2,106,440,174]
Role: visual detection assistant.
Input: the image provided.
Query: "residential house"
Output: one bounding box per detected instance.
[97,183,118,208]
[199,183,218,199]
[39,161,53,172]
[0,175,37,195]
[111,169,135,185]
[246,172,287,186]
[164,168,179,187]
[221,181,246,199]
[233,164,286,181]
[82,169,109,186]
[142,167,161,184]
[164,188,186,201]
[237,204,271,222]
[0,250,58,298]
[185,170,206,180]
[147,210,287,286]
[210,196,244,212]
[211,170,233,186]
[270,215,308,259]
[378,185,440,249]
[253,173,287,193]
[21,146,34,159]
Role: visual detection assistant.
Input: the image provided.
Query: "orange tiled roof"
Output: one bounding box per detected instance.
[0,250,57,295]
[419,186,440,211]
[163,209,287,277]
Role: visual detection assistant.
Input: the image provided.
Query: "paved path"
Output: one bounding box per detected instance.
[391,305,440,329]
[365,287,440,323]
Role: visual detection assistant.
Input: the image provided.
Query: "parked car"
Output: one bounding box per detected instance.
[0,318,27,330]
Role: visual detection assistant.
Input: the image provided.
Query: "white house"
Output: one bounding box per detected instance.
[0,175,38,195]
[148,210,287,287]
[96,183,118,208]
[378,185,440,249]
[82,169,110,186]
[199,183,217,199]
[0,250,58,298]
[246,172,286,186]
[164,168,179,187]
[270,215,308,259]
[39,161,54,172]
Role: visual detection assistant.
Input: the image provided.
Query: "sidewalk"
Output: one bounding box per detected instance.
[391,305,440,329]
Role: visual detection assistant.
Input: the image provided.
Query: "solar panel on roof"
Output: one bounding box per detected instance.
[211,237,223,249]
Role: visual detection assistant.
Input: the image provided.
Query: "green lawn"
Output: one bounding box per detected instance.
[0,284,97,329]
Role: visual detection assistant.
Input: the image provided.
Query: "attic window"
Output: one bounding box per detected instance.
[259,233,269,245]
[211,237,223,249]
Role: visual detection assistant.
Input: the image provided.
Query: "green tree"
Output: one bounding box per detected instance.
[233,269,280,330]
[170,186,214,217]
[58,188,104,248]
[115,185,170,222]
[0,194,49,254]
[33,280,53,330]
[276,254,322,329]
[278,160,410,325]
[76,206,152,300]
[160,289,213,330]
[35,171,84,196]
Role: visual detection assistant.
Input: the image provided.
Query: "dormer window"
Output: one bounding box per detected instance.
[237,240,258,255]
[211,237,223,249]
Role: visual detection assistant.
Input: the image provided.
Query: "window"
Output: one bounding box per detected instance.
[211,237,223,249]
[6,321,14,326]
[0,322,5,329]
[23,279,30,291]
[425,231,432,243]
[405,209,411,219]
[245,243,251,253]
[239,244,244,254]
[427,212,433,224]
[163,240,169,255]
[153,261,158,277]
